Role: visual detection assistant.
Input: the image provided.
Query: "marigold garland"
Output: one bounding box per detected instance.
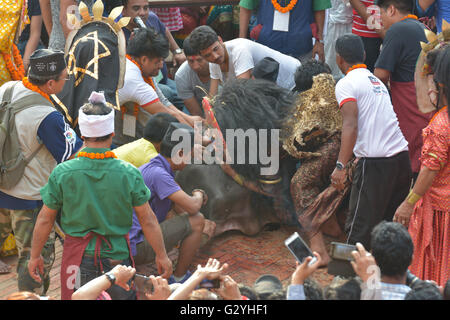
[272,0,298,14]
[401,14,418,21]
[77,151,117,159]
[2,44,25,81]
[126,54,156,90]
[22,77,51,102]
[346,63,367,74]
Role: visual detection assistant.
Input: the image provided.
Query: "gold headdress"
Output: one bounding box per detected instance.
[415,19,450,113]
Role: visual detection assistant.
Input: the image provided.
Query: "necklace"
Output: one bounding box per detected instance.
[77,151,117,159]
[3,44,25,81]
[271,0,298,13]
[346,64,367,74]
[126,54,156,90]
[401,14,418,21]
[22,77,51,102]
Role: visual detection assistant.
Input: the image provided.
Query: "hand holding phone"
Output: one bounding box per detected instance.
[285,232,317,266]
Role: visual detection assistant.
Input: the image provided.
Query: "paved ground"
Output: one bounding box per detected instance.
[0,225,336,300]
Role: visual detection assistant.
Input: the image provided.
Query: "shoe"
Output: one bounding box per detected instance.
[168,270,192,284]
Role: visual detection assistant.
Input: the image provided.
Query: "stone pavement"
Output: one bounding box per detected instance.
[0,226,336,300]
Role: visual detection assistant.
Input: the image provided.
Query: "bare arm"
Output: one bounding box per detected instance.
[183,97,204,117]
[28,205,57,282]
[349,0,385,38]
[312,10,326,62]
[165,28,186,67]
[60,0,77,38]
[23,15,43,70]
[168,190,204,215]
[374,68,391,86]
[209,78,220,96]
[134,202,172,278]
[418,0,435,11]
[236,69,252,79]
[39,0,53,36]
[239,6,252,38]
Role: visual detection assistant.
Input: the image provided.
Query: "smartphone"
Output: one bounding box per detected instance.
[284,232,317,265]
[199,279,221,289]
[330,242,356,261]
[133,274,153,295]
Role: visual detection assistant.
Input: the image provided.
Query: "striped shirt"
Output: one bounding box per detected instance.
[150,8,183,32]
[352,0,380,38]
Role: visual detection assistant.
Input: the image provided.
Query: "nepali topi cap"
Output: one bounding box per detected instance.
[29,49,66,77]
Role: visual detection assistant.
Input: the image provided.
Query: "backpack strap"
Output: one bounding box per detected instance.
[5,83,55,164]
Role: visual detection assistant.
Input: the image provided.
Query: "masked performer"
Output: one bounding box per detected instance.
[50,0,130,136]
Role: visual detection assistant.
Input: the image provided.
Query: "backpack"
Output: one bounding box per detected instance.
[0,81,53,189]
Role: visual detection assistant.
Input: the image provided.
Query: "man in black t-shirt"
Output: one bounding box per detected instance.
[374,0,434,178]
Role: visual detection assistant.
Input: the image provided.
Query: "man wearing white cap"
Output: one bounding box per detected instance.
[0,48,82,293]
[28,92,173,300]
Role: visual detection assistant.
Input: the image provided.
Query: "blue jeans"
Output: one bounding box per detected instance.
[77,255,136,300]
[158,78,186,111]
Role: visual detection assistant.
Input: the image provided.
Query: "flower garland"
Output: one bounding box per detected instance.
[22,77,51,102]
[77,151,117,159]
[271,0,298,14]
[346,63,367,74]
[125,54,156,90]
[401,14,418,21]
[2,44,25,81]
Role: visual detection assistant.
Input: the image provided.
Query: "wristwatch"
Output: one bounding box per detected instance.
[336,161,345,170]
[105,272,116,286]
[174,48,183,55]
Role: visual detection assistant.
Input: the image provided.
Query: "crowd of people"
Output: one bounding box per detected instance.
[0,0,449,301]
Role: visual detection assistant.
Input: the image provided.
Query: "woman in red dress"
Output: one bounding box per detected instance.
[394,45,450,287]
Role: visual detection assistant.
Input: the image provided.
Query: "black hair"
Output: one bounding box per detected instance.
[433,45,450,120]
[212,78,296,182]
[293,59,332,93]
[370,222,414,278]
[27,71,62,86]
[335,34,365,65]
[80,101,114,142]
[304,278,324,300]
[405,280,443,300]
[160,123,195,158]
[444,280,450,300]
[238,284,260,300]
[143,113,179,143]
[376,0,413,13]
[324,277,362,300]
[127,27,169,60]
[189,25,219,52]
[183,36,198,57]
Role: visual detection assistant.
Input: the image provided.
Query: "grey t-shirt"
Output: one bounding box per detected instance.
[175,61,211,105]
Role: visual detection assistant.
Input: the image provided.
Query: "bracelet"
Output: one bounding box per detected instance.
[192,188,206,199]
[406,190,422,205]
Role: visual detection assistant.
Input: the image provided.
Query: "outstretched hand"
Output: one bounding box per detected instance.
[291,252,322,285]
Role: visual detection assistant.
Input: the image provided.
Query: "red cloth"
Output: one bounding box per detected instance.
[390,81,434,173]
[60,232,135,300]
[408,107,450,287]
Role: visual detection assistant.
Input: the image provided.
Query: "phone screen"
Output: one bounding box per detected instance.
[331,243,356,261]
[285,233,314,263]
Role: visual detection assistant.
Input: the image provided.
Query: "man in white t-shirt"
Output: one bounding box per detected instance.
[175,36,213,117]
[189,25,300,96]
[116,28,201,146]
[331,34,412,249]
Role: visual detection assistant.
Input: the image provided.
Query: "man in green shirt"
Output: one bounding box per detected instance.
[239,0,331,60]
[28,92,172,300]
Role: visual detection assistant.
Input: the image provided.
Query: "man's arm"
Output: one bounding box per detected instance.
[182,97,204,117]
[39,0,53,36]
[134,202,173,278]
[23,14,43,70]
[349,0,385,38]
[165,28,186,67]
[373,68,391,86]
[60,0,77,38]
[313,10,326,62]
[209,78,220,97]
[239,7,252,38]
[28,205,58,283]
[418,0,435,11]
[236,69,252,79]
[168,190,204,215]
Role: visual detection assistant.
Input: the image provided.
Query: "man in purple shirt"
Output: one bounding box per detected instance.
[129,122,208,284]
